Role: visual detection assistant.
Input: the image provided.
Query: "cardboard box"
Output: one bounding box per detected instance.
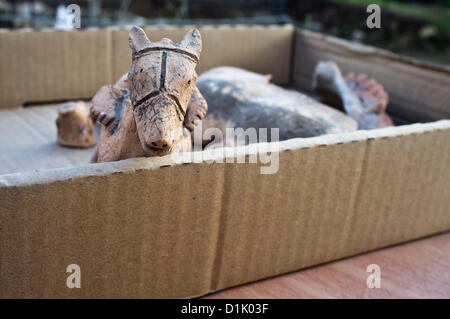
[0,25,449,298]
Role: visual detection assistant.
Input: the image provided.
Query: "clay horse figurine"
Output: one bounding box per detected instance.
[90,26,208,163]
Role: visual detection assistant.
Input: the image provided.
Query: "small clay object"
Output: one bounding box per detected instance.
[90,26,207,163]
[56,101,96,148]
[313,61,393,129]
[197,66,358,143]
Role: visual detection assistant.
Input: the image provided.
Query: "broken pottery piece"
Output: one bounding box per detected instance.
[56,101,96,148]
[197,66,358,144]
[90,26,207,163]
[313,61,393,129]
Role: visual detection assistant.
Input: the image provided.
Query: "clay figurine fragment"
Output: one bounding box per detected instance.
[313,61,393,129]
[90,26,207,163]
[198,62,393,147]
[56,101,96,148]
[197,66,358,143]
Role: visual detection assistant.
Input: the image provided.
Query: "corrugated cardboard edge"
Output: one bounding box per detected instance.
[293,29,450,122]
[1,120,448,187]
[1,121,449,298]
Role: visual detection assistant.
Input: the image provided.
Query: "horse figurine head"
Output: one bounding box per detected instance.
[127,26,202,154]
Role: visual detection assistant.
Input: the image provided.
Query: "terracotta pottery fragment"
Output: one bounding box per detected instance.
[313,61,393,129]
[56,101,96,148]
[90,26,207,163]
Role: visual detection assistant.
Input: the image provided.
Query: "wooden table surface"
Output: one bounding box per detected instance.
[206,232,450,298]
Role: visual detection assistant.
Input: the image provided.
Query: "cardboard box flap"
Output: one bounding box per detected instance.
[1,121,449,298]
[208,122,450,291]
[0,158,227,298]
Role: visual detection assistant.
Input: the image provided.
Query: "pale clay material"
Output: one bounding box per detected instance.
[90,26,207,163]
[56,101,96,148]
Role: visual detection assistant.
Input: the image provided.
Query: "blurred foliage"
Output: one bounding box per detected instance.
[287,0,449,64]
[333,0,450,34]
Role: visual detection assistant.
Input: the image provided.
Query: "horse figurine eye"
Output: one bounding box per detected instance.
[188,80,191,85]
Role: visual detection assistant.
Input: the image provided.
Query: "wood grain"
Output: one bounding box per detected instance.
[206,232,450,298]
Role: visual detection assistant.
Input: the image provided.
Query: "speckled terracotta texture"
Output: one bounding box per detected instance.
[90,26,207,163]
[56,101,96,148]
[313,61,393,129]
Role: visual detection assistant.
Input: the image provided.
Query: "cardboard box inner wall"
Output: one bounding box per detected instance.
[0,25,292,109]
[0,26,449,298]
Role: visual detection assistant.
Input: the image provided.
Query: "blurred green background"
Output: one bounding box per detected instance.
[1,0,448,64]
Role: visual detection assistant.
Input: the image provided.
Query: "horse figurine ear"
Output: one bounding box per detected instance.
[129,26,151,53]
[179,28,202,58]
